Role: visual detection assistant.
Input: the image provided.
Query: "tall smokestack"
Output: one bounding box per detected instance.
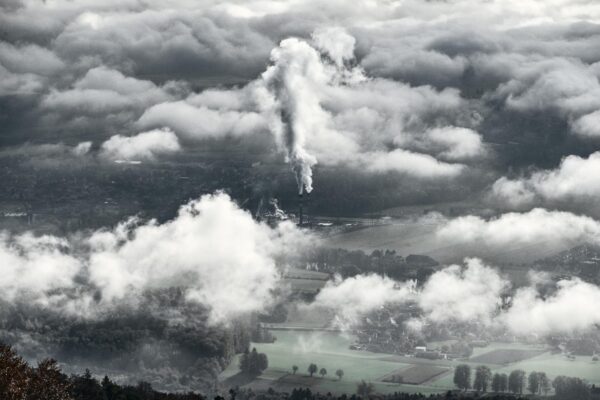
[298,193,304,226]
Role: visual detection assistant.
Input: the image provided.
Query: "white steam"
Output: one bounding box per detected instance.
[260,37,324,194]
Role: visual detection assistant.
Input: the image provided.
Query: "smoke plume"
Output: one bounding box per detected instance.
[259,28,366,193]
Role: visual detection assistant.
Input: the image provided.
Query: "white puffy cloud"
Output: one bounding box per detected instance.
[308,256,600,336]
[503,278,600,335]
[137,101,266,140]
[311,274,416,324]
[0,232,81,304]
[491,151,600,208]
[573,110,600,137]
[73,141,92,156]
[504,61,600,115]
[490,177,538,209]
[100,128,181,161]
[436,208,600,251]
[418,258,508,324]
[0,192,311,325]
[362,149,464,177]
[425,127,484,161]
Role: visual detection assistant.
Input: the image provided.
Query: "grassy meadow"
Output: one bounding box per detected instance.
[220,330,600,395]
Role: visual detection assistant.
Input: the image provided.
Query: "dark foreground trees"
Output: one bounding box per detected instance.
[1,343,207,400]
[0,344,72,400]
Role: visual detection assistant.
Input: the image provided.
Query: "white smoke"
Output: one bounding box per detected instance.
[0,192,311,325]
[257,28,365,194]
[312,27,357,70]
[259,36,328,194]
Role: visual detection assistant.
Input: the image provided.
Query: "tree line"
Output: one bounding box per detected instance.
[453,364,592,399]
[292,363,344,380]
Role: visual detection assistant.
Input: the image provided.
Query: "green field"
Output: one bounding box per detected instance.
[470,349,545,364]
[220,331,600,395]
[381,365,450,384]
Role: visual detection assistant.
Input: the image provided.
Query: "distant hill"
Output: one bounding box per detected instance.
[535,243,600,282]
[537,243,600,267]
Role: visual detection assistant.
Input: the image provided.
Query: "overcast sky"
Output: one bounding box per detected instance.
[3,0,600,215]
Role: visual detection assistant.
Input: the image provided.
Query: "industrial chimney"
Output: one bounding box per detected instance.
[298,193,304,226]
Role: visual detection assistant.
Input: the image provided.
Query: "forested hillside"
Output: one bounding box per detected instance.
[0,289,252,393]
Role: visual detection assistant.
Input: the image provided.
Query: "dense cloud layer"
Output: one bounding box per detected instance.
[4,0,600,201]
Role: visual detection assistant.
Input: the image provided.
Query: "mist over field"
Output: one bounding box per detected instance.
[2,1,600,399]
